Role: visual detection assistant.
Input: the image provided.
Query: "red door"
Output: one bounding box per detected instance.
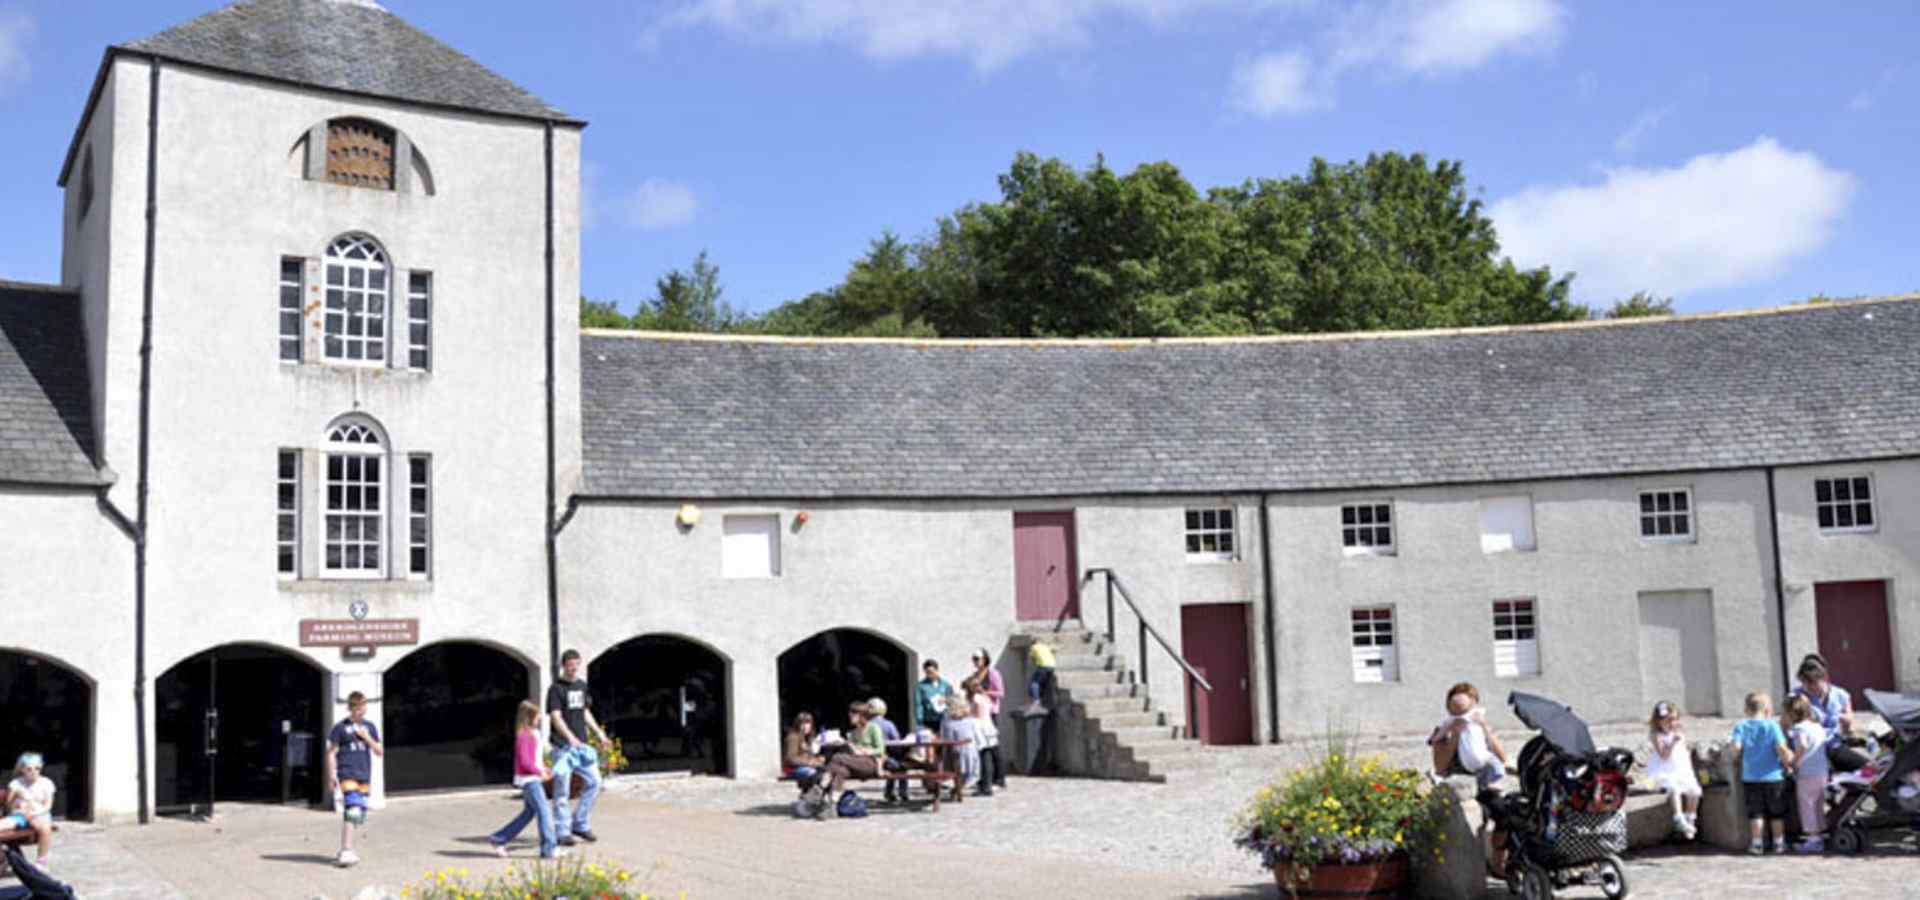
[1815,580,1895,693]
[1180,603,1254,745]
[1013,512,1078,622]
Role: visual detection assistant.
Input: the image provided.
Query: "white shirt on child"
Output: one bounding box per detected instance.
[1791,721,1830,779]
[1435,710,1494,772]
[7,777,54,818]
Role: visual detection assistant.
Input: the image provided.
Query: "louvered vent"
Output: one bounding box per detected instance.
[325,119,395,190]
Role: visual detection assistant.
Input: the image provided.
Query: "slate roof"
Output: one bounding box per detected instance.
[120,0,575,122]
[0,283,103,487]
[580,297,1920,499]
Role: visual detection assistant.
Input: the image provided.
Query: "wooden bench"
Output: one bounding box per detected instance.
[0,823,55,847]
[780,769,965,811]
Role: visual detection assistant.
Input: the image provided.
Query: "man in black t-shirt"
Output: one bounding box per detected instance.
[324,691,384,868]
[546,648,609,844]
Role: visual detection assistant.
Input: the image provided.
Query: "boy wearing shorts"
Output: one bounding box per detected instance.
[325,691,384,867]
[1729,691,1793,854]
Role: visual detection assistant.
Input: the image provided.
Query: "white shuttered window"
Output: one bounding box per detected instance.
[1350,607,1398,683]
[1492,599,1540,677]
[1479,496,1536,553]
[721,514,781,578]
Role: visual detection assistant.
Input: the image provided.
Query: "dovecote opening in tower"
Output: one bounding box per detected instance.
[325,118,396,190]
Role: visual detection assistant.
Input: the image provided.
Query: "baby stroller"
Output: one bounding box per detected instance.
[1824,689,1920,854]
[1481,692,1633,900]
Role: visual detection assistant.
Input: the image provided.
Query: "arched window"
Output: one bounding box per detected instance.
[325,118,395,190]
[324,234,389,363]
[324,417,388,577]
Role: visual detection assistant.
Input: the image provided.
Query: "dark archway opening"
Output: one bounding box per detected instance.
[590,636,730,776]
[0,651,92,820]
[382,642,531,793]
[156,644,323,814]
[777,629,912,743]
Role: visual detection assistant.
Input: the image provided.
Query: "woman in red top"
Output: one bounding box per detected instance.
[488,700,563,858]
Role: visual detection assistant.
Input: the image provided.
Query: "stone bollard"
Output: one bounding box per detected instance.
[1693,740,1749,851]
[1413,780,1489,900]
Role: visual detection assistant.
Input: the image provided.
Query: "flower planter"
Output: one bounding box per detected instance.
[1273,855,1409,898]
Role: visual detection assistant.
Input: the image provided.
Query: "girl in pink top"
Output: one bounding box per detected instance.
[488,701,563,858]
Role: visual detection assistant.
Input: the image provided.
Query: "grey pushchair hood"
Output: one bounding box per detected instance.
[1863,689,1920,741]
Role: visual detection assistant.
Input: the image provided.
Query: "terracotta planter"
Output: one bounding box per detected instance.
[1273,855,1409,898]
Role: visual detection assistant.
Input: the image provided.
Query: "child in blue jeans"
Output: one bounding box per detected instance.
[1729,691,1794,854]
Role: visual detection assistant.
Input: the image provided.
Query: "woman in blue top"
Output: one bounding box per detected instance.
[1788,655,1867,772]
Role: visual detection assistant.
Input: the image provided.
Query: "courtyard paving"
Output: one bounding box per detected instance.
[7,723,1914,898]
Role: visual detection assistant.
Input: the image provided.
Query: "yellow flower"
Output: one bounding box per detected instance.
[1394,831,1404,844]
[458,868,469,879]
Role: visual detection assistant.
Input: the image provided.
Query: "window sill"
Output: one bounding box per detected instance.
[1639,535,1697,545]
[1184,553,1240,564]
[1818,527,1878,536]
[1342,546,1397,558]
[278,579,433,596]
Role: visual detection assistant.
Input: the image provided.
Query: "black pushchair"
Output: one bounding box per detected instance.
[1480,692,1633,900]
[1824,689,1920,854]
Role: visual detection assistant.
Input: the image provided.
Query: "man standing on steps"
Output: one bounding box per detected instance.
[548,649,610,845]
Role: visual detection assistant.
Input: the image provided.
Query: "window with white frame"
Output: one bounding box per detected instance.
[406,272,432,371]
[1815,476,1876,532]
[1341,502,1394,553]
[407,454,431,578]
[1492,599,1540,677]
[1350,607,1399,683]
[324,421,385,576]
[279,258,304,362]
[1638,488,1693,540]
[1479,495,1536,553]
[721,514,781,578]
[323,235,389,363]
[1184,507,1236,560]
[277,449,300,576]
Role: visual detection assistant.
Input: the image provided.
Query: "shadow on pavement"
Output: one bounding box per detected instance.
[257,852,337,866]
[1182,884,1272,899]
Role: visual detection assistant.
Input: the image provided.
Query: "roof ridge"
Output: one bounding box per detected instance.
[581,292,1920,348]
[0,279,78,298]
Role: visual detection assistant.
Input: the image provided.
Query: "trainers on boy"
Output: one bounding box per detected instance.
[336,849,360,868]
[1746,842,1763,856]
[1769,841,1789,855]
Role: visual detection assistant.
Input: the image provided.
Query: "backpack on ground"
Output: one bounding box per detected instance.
[836,790,868,818]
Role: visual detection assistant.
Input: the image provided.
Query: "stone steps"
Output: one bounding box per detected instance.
[1010,619,1205,781]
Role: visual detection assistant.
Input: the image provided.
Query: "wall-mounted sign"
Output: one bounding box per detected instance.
[299,618,419,647]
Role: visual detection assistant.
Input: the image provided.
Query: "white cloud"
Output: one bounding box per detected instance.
[1611,105,1670,156]
[652,0,1279,72]
[0,10,32,92]
[1329,0,1564,75]
[1490,138,1857,301]
[1231,51,1324,116]
[1239,0,1566,118]
[624,178,698,230]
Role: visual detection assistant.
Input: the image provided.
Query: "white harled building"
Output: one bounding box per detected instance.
[2,0,1916,825]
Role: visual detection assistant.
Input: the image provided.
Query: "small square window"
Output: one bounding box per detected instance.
[1479,495,1535,553]
[1184,507,1236,561]
[1638,488,1694,542]
[1340,502,1395,554]
[722,514,781,578]
[1815,476,1877,534]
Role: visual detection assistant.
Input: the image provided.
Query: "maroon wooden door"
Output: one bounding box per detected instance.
[1815,580,1895,693]
[1180,603,1254,745]
[1013,511,1078,622]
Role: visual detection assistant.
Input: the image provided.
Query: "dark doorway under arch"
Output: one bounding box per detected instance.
[590,636,729,776]
[156,644,323,814]
[777,629,912,740]
[0,651,92,820]
[383,642,531,793]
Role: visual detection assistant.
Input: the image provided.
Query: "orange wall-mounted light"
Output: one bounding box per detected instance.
[794,511,810,526]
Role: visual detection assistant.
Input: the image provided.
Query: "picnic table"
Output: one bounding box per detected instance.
[810,737,971,812]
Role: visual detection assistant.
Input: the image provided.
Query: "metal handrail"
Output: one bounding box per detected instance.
[1081,568,1214,696]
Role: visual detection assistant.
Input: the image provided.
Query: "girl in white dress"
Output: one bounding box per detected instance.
[1647,701,1702,840]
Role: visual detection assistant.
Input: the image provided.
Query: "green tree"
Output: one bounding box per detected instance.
[629,251,737,332]
[579,297,629,329]
[1601,291,1675,318]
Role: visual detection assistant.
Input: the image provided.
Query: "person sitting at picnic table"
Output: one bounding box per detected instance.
[811,701,886,818]
[4,752,56,869]
[865,696,912,803]
[782,712,826,791]
[938,692,982,801]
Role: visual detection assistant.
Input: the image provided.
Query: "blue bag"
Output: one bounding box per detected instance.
[836,790,868,819]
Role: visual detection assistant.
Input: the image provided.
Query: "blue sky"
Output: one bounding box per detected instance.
[0,1,1913,317]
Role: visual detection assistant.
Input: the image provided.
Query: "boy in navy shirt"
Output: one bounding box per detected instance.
[1728,691,1793,854]
[325,691,384,867]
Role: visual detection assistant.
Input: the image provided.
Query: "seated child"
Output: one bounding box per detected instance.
[1428,682,1507,790]
[6,751,57,868]
[1646,701,1701,840]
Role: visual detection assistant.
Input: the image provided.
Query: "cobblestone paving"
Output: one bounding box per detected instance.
[0,821,188,900]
